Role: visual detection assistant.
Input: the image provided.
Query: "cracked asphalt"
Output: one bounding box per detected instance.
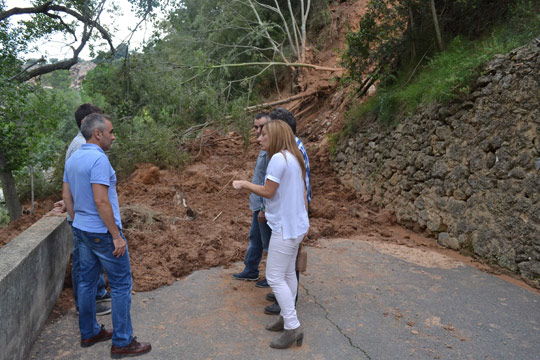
[30,237,540,360]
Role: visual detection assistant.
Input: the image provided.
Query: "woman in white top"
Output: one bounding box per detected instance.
[233,120,309,349]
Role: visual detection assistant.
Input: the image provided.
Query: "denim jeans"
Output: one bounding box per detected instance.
[69,222,107,310]
[73,227,133,347]
[243,210,272,276]
[266,230,304,330]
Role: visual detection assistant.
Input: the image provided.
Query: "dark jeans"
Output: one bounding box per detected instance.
[74,227,134,347]
[69,222,107,309]
[243,210,272,276]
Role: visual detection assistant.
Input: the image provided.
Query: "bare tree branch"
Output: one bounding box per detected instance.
[7,57,46,81]
[1,2,115,53]
[286,0,301,60]
[1,1,122,82]
[171,61,343,72]
[244,88,328,112]
[42,12,77,38]
[246,0,289,63]
[0,1,54,20]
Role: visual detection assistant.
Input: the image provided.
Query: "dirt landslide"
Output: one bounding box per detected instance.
[116,128,393,292]
[26,125,391,313]
[1,122,401,315]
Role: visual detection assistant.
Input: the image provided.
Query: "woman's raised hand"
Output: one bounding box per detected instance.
[232,180,244,190]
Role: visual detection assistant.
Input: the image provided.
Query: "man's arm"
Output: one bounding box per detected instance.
[54,200,67,213]
[304,187,308,212]
[257,210,266,222]
[62,183,75,219]
[92,183,126,257]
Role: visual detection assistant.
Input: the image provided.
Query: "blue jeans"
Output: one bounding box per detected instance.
[73,227,133,347]
[243,210,272,276]
[70,222,107,309]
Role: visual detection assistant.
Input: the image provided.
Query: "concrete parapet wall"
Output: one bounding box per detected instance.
[0,215,71,360]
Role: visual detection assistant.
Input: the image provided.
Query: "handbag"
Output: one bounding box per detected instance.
[296,243,307,273]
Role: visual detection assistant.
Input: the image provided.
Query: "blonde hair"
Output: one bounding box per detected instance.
[265,120,306,180]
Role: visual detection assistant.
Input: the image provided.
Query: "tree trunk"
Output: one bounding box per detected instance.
[408,5,416,63]
[30,165,34,214]
[0,150,22,221]
[429,0,444,51]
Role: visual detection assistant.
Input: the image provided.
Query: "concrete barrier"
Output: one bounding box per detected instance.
[0,215,71,360]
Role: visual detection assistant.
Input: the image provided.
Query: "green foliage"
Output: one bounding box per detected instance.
[0,0,167,218]
[342,0,540,134]
[0,63,81,200]
[0,203,9,227]
[107,112,188,179]
[0,83,62,170]
[227,97,253,150]
[39,70,72,89]
[82,0,329,176]
[343,96,378,136]
[14,165,61,202]
[306,0,332,50]
[341,0,410,86]
[342,0,518,89]
[327,132,340,157]
[502,0,540,43]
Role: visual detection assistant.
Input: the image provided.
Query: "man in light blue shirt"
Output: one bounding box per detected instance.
[63,114,151,357]
[63,104,111,316]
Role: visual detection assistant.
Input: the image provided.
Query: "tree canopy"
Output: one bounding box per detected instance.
[0,0,158,220]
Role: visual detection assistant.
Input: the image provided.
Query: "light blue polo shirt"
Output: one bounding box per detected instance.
[63,143,122,233]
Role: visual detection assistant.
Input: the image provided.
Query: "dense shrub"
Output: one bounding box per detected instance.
[342,0,540,133]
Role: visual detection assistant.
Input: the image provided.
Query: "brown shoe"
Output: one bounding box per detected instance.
[81,324,113,348]
[110,337,151,359]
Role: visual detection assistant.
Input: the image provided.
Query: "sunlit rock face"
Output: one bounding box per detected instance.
[69,61,97,90]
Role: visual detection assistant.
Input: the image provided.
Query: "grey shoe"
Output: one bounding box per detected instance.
[266,293,276,302]
[269,326,303,349]
[265,316,284,332]
[96,302,111,316]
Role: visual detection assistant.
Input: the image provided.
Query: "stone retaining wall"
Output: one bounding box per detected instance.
[0,215,71,360]
[333,41,540,286]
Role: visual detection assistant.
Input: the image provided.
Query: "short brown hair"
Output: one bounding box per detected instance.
[75,103,104,129]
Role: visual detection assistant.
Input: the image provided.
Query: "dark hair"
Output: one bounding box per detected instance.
[80,113,108,140]
[255,112,270,120]
[270,108,296,135]
[75,103,104,129]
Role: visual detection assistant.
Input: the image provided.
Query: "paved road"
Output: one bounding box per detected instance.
[29,237,540,359]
